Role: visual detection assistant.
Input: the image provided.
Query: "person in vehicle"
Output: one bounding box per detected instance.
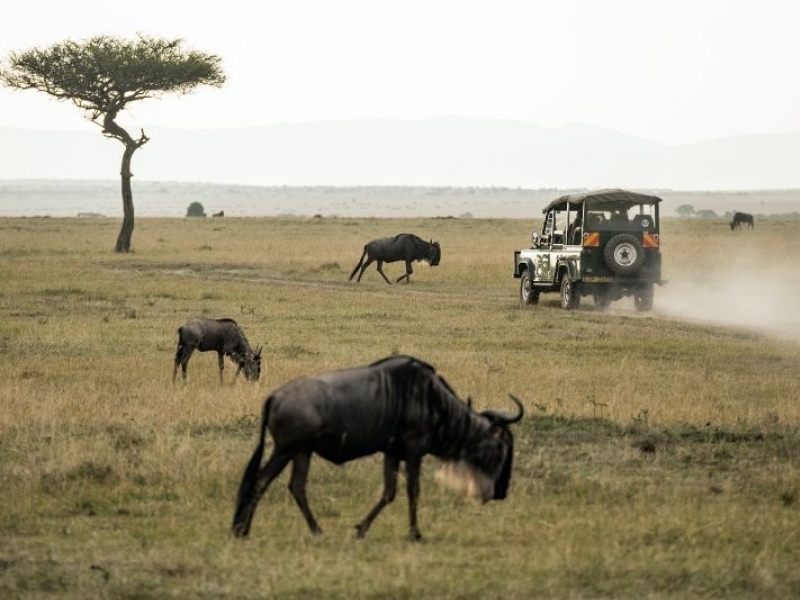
[567,212,583,245]
[609,209,629,226]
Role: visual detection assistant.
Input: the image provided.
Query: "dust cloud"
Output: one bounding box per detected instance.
[655,269,800,343]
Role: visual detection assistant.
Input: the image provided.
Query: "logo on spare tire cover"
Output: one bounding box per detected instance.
[603,234,645,275]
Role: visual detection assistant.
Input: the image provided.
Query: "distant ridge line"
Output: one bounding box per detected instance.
[1,118,800,189]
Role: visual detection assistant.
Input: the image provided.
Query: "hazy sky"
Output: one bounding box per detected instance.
[1,0,798,145]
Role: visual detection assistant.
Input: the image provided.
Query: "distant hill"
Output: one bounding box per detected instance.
[1,117,799,190]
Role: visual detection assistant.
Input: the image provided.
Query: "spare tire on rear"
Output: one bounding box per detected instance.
[603,234,645,275]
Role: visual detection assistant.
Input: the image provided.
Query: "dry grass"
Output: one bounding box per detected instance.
[1,213,799,599]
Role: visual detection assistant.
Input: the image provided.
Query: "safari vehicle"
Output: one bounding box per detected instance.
[513,189,664,311]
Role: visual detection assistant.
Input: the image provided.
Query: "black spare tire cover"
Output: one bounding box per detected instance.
[603,234,645,275]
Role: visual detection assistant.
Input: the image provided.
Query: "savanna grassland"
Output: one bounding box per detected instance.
[1,213,799,599]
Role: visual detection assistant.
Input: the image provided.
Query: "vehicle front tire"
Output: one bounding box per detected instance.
[560,276,580,310]
[520,270,539,305]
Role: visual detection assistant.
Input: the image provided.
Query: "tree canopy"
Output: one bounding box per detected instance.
[1,35,225,252]
[2,35,225,124]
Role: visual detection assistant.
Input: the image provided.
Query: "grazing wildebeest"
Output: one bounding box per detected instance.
[349,233,441,284]
[730,212,754,230]
[172,318,262,383]
[231,355,523,541]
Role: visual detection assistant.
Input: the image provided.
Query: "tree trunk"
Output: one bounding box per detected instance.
[104,111,148,254]
[114,142,137,253]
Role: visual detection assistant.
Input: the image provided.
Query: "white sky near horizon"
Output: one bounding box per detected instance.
[1,0,798,146]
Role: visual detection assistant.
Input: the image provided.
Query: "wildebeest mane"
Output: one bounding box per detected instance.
[230,321,253,351]
[373,355,506,460]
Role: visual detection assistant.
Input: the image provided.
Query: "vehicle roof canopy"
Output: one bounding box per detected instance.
[542,188,663,213]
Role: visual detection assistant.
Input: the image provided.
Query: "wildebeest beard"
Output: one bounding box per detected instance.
[435,426,513,502]
[428,241,441,266]
[435,460,496,502]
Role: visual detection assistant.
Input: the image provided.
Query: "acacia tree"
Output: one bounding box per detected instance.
[0,35,225,252]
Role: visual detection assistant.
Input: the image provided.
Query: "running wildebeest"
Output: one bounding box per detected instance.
[172,318,262,383]
[231,355,523,541]
[730,212,754,230]
[349,233,441,284]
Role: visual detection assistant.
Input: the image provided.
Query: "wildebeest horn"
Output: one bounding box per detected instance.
[481,394,524,425]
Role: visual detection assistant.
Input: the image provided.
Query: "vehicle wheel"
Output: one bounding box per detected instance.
[593,292,612,310]
[520,270,539,305]
[634,284,654,311]
[603,234,645,275]
[560,276,580,310]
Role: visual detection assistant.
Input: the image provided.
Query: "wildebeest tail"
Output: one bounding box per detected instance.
[348,247,368,280]
[232,396,272,530]
[173,327,186,362]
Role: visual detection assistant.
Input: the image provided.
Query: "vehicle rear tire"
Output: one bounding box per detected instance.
[634,284,654,311]
[520,270,539,305]
[604,234,645,275]
[560,276,580,310]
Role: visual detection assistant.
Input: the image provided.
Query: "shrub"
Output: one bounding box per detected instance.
[186,202,206,217]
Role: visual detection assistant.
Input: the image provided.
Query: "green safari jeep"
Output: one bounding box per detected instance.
[513,189,665,311]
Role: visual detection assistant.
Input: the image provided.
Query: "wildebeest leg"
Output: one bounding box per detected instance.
[349,248,368,281]
[356,257,376,282]
[172,344,183,382]
[355,454,399,538]
[405,455,423,541]
[173,345,194,382]
[232,450,293,537]
[231,353,244,380]
[288,450,322,535]
[375,260,393,285]
[396,261,413,283]
[216,351,225,383]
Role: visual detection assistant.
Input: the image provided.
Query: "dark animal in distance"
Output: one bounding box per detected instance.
[730,212,754,230]
[231,355,523,541]
[172,318,262,383]
[349,233,441,284]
